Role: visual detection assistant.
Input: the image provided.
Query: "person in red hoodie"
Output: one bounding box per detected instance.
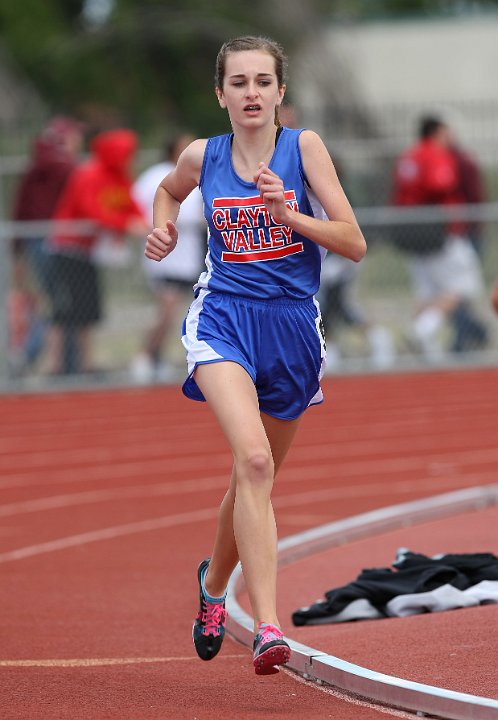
[391,116,487,360]
[45,128,148,375]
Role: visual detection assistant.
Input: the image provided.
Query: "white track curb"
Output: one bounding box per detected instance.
[226,485,498,720]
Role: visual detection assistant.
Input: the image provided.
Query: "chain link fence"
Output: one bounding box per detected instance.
[0,205,496,393]
[1,98,497,392]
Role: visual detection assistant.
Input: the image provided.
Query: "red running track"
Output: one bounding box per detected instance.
[0,367,497,719]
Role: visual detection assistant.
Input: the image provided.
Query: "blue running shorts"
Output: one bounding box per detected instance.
[182,290,326,420]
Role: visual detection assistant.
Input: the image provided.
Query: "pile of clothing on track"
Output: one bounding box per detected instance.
[292,549,498,626]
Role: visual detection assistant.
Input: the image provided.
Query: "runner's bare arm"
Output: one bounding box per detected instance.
[145,139,206,262]
[254,130,366,262]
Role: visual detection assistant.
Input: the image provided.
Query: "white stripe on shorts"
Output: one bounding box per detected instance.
[182,290,223,376]
[309,296,325,407]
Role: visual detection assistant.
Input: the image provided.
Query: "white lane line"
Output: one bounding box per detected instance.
[0,454,231,490]
[0,477,227,517]
[0,438,232,472]
[274,475,494,510]
[0,507,219,564]
[277,514,335,527]
[1,479,497,566]
[1,466,495,525]
[1,410,497,474]
[2,442,498,492]
[0,654,247,668]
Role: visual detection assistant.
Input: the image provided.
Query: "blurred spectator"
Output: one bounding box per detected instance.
[450,133,486,257]
[448,126,489,352]
[278,102,299,129]
[319,255,395,370]
[10,116,84,370]
[7,282,39,377]
[321,159,395,368]
[280,102,394,369]
[391,115,487,360]
[130,133,205,383]
[492,276,498,316]
[44,128,148,375]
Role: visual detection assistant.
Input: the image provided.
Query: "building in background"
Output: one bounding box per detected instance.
[293,14,498,206]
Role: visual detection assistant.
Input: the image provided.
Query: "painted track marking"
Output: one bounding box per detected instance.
[2,468,498,520]
[2,473,498,563]
[0,507,218,564]
[0,654,247,668]
[2,439,498,490]
[0,469,494,565]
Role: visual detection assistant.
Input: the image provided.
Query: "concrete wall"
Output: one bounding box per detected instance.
[294,15,498,151]
[329,16,498,106]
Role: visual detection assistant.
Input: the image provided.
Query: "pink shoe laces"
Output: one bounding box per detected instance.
[256,623,283,645]
[199,601,227,636]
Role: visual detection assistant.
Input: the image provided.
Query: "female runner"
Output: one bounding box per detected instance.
[145,35,366,676]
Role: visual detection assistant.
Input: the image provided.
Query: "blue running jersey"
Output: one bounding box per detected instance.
[196,127,327,300]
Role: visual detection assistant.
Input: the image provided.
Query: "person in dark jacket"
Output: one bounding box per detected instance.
[492,276,498,315]
[13,116,83,285]
[10,116,84,370]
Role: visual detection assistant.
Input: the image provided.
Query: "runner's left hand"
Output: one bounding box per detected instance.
[254,163,289,225]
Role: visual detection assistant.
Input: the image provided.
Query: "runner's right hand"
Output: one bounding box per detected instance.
[144,220,178,261]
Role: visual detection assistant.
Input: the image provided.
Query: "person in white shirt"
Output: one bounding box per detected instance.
[131,134,205,382]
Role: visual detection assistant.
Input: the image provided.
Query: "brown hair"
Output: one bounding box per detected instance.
[215,36,288,127]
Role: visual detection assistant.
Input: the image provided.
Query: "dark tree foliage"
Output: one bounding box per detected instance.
[0,0,300,138]
[0,0,497,141]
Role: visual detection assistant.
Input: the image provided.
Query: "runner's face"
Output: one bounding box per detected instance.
[217,50,285,127]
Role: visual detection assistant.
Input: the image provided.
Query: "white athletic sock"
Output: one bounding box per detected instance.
[367,325,395,369]
[412,308,445,360]
[413,308,444,340]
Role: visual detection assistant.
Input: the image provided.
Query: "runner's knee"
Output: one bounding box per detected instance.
[235,448,274,487]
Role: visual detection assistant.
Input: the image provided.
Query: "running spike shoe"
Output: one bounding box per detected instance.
[192,558,227,661]
[252,622,291,675]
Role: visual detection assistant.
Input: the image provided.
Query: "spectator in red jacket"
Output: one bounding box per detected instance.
[10,116,84,371]
[45,128,148,375]
[392,116,487,360]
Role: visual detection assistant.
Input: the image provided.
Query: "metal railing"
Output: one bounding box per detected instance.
[0,205,497,393]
